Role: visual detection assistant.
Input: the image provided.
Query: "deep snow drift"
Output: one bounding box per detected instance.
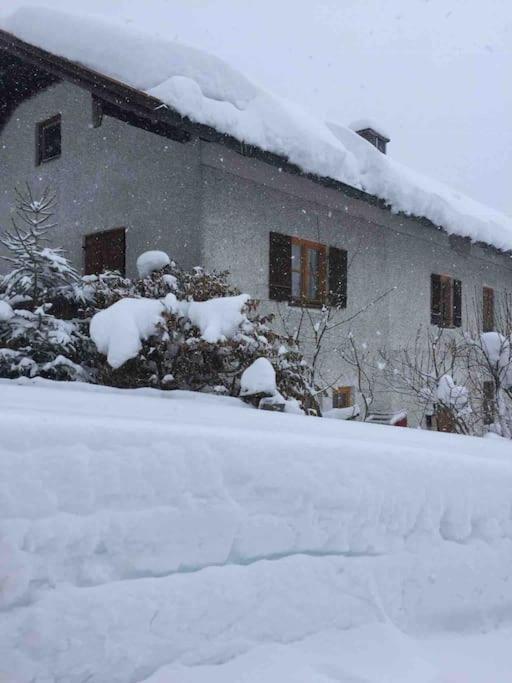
[1,378,512,682]
[2,6,512,251]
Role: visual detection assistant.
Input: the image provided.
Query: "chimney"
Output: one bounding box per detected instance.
[349,120,390,154]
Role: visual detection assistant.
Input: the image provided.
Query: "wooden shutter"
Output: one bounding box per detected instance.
[431,274,442,325]
[269,232,292,301]
[328,247,347,308]
[483,287,494,332]
[453,279,462,327]
[84,228,126,275]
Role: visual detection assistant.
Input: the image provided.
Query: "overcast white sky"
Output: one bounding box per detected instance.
[2,0,511,217]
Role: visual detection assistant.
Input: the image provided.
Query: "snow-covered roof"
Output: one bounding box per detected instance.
[2,6,512,253]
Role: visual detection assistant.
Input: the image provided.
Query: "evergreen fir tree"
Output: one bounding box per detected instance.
[0,185,78,307]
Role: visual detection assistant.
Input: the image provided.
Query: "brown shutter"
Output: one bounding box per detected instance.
[328,247,347,308]
[483,287,494,332]
[453,278,462,327]
[431,274,442,325]
[84,228,126,275]
[269,232,292,301]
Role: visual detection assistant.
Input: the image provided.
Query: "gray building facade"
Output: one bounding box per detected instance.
[1,33,511,424]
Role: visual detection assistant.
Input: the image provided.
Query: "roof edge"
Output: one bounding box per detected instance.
[0,28,509,259]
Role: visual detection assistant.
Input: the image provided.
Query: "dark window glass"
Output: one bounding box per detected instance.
[431,274,462,328]
[36,114,61,164]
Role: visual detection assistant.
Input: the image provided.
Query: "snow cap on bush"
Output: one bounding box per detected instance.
[90,297,167,369]
[136,250,171,278]
[240,357,277,397]
[0,300,14,322]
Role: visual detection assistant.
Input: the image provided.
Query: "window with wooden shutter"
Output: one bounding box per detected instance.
[290,237,326,306]
[269,233,347,308]
[84,227,126,275]
[431,274,462,328]
[452,279,462,327]
[483,286,495,332]
[431,274,442,326]
[328,246,347,308]
[269,232,292,301]
[36,114,61,165]
[333,386,353,409]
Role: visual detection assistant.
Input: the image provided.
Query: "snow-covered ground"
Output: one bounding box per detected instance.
[1,379,512,682]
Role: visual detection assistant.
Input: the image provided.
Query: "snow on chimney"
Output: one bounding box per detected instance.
[349,120,390,154]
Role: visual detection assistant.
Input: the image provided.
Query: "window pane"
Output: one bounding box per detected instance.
[307,247,320,300]
[291,243,301,297]
[292,270,301,297]
[43,122,61,160]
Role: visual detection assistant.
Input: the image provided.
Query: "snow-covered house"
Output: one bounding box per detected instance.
[1,7,511,423]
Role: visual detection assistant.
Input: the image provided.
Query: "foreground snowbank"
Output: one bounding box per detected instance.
[1,379,512,682]
[3,7,512,251]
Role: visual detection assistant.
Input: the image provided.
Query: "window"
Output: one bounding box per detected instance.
[431,274,462,328]
[333,386,353,409]
[92,95,103,128]
[483,381,495,426]
[84,228,126,275]
[483,286,495,332]
[269,232,347,308]
[36,114,61,164]
[291,237,326,304]
[355,127,389,154]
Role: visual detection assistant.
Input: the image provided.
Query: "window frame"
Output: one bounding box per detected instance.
[36,114,62,165]
[290,236,327,307]
[332,386,353,409]
[431,273,461,328]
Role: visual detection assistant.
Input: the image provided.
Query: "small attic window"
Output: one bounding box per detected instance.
[36,114,61,165]
[356,127,389,154]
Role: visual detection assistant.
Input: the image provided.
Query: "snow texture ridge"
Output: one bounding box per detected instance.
[2,7,512,251]
[1,379,512,682]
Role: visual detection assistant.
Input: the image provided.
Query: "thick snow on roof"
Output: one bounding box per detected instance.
[3,6,512,252]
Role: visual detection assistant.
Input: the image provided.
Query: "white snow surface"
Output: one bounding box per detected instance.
[3,7,512,251]
[136,250,171,279]
[0,300,14,321]
[1,378,512,682]
[240,357,277,396]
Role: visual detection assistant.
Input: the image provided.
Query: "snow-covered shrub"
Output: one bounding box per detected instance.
[0,305,91,381]
[90,259,313,405]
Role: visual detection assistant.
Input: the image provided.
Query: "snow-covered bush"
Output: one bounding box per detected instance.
[0,305,91,381]
[90,259,313,405]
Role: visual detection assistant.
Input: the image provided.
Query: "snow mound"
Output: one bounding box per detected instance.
[2,7,512,251]
[1,380,512,682]
[136,250,171,278]
[90,297,165,368]
[187,293,250,343]
[240,357,276,396]
[0,300,14,321]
